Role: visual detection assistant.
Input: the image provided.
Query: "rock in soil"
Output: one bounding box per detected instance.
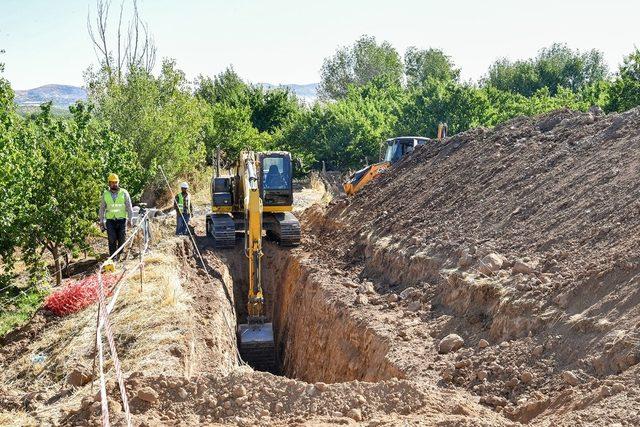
[438,334,465,354]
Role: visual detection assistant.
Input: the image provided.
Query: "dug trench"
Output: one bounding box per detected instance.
[213,241,405,382]
[18,204,504,426]
[162,223,510,425]
[181,198,632,426]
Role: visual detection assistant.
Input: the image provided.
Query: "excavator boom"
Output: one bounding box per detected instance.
[237,152,276,372]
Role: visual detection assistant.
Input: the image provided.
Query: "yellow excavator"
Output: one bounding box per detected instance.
[207,150,300,370]
[207,151,300,247]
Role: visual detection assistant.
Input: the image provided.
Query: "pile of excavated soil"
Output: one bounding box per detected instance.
[303,107,640,424]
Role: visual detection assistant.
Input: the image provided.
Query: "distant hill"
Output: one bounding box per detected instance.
[258,83,319,103]
[13,82,319,109]
[14,84,87,109]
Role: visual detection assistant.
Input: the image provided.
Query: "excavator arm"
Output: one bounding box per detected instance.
[244,154,264,320]
[237,152,276,371]
[343,161,390,196]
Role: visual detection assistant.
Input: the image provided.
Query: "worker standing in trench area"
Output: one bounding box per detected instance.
[174,182,193,235]
[98,173,134,258]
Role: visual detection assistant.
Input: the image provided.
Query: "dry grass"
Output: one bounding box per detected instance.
[0,224,197,424]
[0,411,37,426]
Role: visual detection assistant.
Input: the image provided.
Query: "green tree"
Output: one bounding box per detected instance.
[247,86,301,133]
[69,101,144,196]
[203,103,270,166]
[195,67,250,108]
[606,48,640,112]
[88,59,207,194]
[485,58,540,97]
[484,43,608,96]
[319,35,404,100]
[536,43,608,92]
[196,68,304,162]
[13,104,103,285]
[405,47,460,87]
[0,60,27,286]
[396,79,491,137]
[282,77,404,170]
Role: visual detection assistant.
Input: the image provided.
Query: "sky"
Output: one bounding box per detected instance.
[1,0,639,90]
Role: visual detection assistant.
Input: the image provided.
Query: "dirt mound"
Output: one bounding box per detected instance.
[304,107,640,424]
[67,369,509,426]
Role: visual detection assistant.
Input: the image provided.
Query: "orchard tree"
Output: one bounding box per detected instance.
[247,86,301,133]
[69,101,144,197]
[395,80,491,137]
[17,104,103,285]
[195,67,250,108]
[319,35,404,100]
[484,43,608,96]
[281,78,403,170]
[606,48,640,112]
[203,103,270,166]
[405,47,460,87]
[536,43,608,92]
[0,59,27,286]
[484,58,540,97]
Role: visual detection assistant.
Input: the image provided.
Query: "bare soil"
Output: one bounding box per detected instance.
[2,108,640,426]
[301,107,640,425]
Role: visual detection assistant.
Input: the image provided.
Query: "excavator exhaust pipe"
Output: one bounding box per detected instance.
[238,322,276,372]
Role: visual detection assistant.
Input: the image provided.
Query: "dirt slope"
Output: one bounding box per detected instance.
[304,107,640,424]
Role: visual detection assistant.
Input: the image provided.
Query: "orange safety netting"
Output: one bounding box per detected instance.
[44,273,118,316]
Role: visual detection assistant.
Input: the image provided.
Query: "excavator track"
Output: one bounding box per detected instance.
[269,212,301,246]
[207,214,236,248]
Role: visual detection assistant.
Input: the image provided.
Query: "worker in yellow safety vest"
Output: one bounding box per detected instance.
[98,173,133,257]
[174,182,193,235]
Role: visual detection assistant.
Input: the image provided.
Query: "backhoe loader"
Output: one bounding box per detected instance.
[343,136,433,196]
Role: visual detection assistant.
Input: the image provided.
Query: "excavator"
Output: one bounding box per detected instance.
[207,150,301,247]
[207,150,301,370]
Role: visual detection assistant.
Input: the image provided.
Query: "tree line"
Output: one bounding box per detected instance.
[1,33,640,289]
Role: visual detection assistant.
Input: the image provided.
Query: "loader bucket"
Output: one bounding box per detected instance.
[238,322,276,372]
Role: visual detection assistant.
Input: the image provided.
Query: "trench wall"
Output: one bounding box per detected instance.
[263,246,405,383]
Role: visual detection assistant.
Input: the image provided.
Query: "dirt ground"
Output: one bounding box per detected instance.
[301,107,640,425]
[2,108,640,426]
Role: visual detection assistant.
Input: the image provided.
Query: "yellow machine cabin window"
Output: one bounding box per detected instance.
[262,157,291,190]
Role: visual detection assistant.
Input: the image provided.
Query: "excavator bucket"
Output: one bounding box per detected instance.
[238,322,276,372]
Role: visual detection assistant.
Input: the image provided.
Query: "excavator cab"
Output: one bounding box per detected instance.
[207,151,300,247]
[383,136,430,163]
[259,152,293,206]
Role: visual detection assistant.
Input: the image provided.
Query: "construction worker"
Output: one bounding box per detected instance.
[174,182,193,235]
[99,173,133,257]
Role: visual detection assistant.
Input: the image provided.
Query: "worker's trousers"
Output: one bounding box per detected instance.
[106,218,127,257]
[176,213,191,235]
